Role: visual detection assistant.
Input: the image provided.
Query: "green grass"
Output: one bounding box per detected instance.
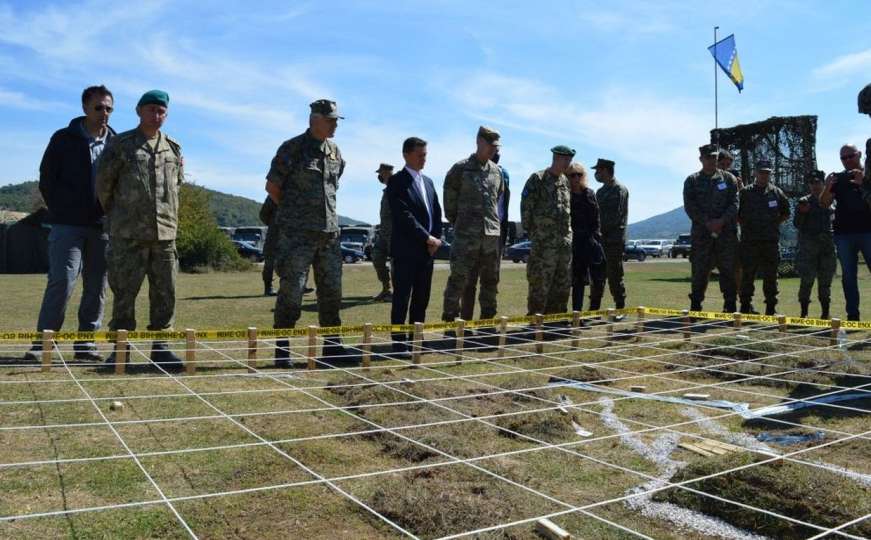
[0,261,868,539]
[1,260,867,332]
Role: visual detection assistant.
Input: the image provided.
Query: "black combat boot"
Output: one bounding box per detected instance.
[723,299,737,314]
[614,299,626,321]
[740,302,758,314]
[104,342,129,368]
[764,303,777,316]
[800,301,809,318]
[589,297,602,311]
[820,300,830,320]
[275,339,290,368]
[320,335,360,366]
[690,301,702,312]
[150,341,184,371]
[264,282,276,296]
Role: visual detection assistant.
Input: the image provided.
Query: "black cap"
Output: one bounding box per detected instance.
[592,158,615,170]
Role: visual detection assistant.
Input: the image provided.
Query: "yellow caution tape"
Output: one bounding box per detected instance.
[1,307,866,342]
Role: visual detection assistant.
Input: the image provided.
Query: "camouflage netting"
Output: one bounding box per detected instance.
[712,115,818,197]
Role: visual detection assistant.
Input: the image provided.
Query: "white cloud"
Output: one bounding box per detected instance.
[0,86,68,111]
[813,48,871,80]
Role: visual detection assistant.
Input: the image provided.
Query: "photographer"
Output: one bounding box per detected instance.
[820,144,871,321]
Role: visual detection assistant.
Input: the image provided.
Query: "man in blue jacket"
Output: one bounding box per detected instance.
[25,85,115,361]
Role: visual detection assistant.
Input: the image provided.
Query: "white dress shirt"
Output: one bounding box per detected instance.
[405,165,431,231]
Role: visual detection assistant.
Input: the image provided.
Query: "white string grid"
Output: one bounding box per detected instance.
[0,313,868,538]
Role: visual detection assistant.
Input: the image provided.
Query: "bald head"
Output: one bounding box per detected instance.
[840,144,862,170]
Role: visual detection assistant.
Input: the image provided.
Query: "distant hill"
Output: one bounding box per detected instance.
[0,181,366,227]
[627,206,689,240]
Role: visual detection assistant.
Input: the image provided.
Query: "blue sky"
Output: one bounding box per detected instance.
[1,0,869,224]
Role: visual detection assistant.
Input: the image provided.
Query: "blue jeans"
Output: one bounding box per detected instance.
[35,225,108,339]
[833,232,871,319]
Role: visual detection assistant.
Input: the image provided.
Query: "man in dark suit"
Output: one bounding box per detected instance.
[386,137,443,355]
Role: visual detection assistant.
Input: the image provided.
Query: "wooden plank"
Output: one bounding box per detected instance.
[679,442,716,457]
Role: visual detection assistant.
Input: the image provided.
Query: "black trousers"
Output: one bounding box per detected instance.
[391,257,434,350]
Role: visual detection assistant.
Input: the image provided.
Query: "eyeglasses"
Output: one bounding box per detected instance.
[840,153,857,160]
[94,105,114,112]
[567,173,583,178]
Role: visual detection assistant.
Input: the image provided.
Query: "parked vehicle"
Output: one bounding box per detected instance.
[506,240,531,263]
[340,226,375,260]
[232,239,264,262]
[670,233,692,258]
[637,239,667,257]
[233,226,267,250]
[340,243,365,263]
[623,242,646,262]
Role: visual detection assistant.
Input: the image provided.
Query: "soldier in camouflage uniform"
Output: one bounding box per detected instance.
[521,145,574,315]
[259,196,279,296]
[794,170,836,319]
[441,126,505,322]
[738,159,790,315]
[265,99,348,367]
[589,158,628,311]
[719,149,745,293]
[683,144,740,313]
[96,90,184,369]
[371,163,394,301]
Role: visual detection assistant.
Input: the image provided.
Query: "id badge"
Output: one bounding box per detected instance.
[717,182,726,190]
[767,200,778,208]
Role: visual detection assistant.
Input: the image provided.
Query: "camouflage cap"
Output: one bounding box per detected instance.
[477,125,501,146]
[310,99,344,119]
[718,148,735,161]
[698,144,719,156]
[137,89,169,108]
[807,169,825,183]
[551,145,576,157]
[375,163,394,173]
[755,159,773,172]
[592,158,615,170]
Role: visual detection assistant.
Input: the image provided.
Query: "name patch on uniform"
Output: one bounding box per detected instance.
[717,182,726,190]
[768,200,778,208]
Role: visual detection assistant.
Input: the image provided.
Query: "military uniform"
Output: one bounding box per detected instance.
[683,152,739,312]
[268,128,345,329]
[591,175,628,309]
[96,128,182,332]
[521,169,572,315]
[794,192,835,317]
[441,152,504,321]
[738,178,790,314]
[259,197,279,294]
[371,187,392,294]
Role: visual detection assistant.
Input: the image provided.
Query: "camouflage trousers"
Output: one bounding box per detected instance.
[796,234,836,304]
[371,238,391,290]
[527,242,572,315]
[589,242,626,307]
[459,238,506,320]
[274,231,342,328]
[442,234,501,321]
[262,225,279,286]
[740,240,779,307]
[689,231,737,307]
[107,238,177,331]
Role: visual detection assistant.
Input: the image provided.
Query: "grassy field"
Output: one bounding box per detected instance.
[0,261,868,539]
[0,260,867,332]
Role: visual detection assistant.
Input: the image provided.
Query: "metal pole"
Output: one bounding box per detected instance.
[714,26,719,145]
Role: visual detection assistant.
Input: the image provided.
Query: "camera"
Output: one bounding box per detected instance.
[834,171,856,183]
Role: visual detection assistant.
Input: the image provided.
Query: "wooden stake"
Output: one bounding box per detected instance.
[455,318,465,364]
[777,315,787,333]
[307,326,317,370]
[733,312,742,329]
[534,314,544,354]
[571,310,581,349]
[606,308,616,344]
[535,518,572,540]
[681,309,691,342]
[41,330,53,372]
[362,323,372,369]
[115,330,128,375]
[830,318,841,347]
[412,322,423,366]
[636,306,645,340]
[247,327,257,372]
[497,316,508,359]
[185,329,196,375]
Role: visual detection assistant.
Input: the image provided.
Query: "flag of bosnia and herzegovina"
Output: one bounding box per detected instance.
[708,34,744,92]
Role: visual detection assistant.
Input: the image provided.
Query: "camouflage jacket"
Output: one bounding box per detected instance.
[443,154,504,237]
[595,179,628,245]
[521,169,572,248]
[864,138,871,208]
[683,169,739,235]
[259,196,276,226]
[266,129,345,234]
[378,188,392,244]
[793,194,832,237]
[738,182,790,243]
[95,129,183,241]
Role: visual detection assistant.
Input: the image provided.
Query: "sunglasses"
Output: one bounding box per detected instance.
[840,153,857,160]
[567,173,583,178]
[94,105,114,112]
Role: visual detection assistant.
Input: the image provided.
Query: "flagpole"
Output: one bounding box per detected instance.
[714,26,719,145]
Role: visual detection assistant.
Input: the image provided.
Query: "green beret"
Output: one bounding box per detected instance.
[137,90,169,108]
[551,145,576,157]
